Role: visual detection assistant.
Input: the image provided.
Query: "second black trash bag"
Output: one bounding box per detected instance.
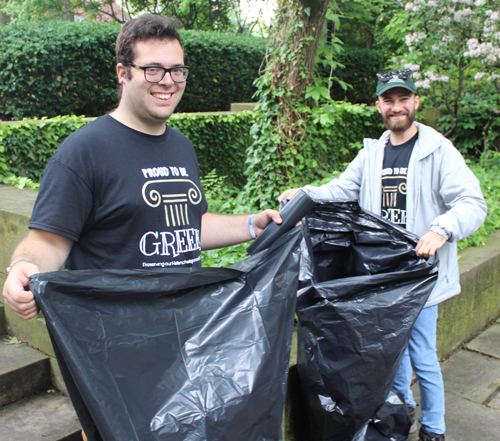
[296,202,438,441]
[30,228,303,441]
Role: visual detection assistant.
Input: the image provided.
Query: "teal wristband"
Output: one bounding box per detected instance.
[248,214,256,240]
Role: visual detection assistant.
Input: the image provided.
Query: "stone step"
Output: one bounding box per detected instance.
[0,391,82,441]
[0,335,51,407]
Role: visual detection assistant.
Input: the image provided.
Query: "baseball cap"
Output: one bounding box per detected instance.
[376,69,417,96]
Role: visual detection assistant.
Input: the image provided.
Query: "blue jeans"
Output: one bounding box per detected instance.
[393,305,446,435]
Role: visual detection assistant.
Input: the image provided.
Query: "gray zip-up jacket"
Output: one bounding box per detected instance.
[305,122,487,307]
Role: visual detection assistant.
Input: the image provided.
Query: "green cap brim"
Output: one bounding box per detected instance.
[376,77,417,96]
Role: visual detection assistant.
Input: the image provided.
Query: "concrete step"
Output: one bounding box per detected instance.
[0,335,51,407]
[0,391,82,441]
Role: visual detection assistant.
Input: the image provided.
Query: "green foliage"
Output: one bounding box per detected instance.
[200,169,252,267]
[0,21,265,119]
[0,116,89,181]
[334,0,396,49]
[178,30,266,113]
[244,91,383,209]
[324,46,386,104]
[458,151,500,250]
[383,0,500,154]
[0,21,120,121]
[125,0,235,30]
[242,0,340,210]
[0,0,81,22]
[0,112,257,186]
[161,111,255,187]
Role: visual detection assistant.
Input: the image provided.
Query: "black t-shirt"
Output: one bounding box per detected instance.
[381,132,418,228]
[30,115,208,270]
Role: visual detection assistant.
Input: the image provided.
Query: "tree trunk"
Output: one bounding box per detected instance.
[62,0,74,21]
[0,0,10,24]
[268,0,330,99]
[267,0,330,166]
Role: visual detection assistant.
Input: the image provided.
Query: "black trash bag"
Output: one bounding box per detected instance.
[295,201,438,441]
[363,390,412,441]
[30,228,303,441]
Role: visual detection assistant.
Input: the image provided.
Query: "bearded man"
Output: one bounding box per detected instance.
[279,70,487,441]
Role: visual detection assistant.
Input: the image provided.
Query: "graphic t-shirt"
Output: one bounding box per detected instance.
[381,132,418,228]
[30,115,208,270]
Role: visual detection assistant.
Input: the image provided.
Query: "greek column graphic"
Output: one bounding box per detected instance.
[142,179,203,227]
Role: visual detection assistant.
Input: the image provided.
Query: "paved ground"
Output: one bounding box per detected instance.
[409,317,500,441]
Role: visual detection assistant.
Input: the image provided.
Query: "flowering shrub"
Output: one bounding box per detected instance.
[385,0,500,154]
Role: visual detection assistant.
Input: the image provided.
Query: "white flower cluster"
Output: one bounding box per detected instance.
[415,71,450,88]
[486,10,500,21]
[475,72,500,81]
[404,63,421,71]
[454,8,473,21]
[405,32,428,50]
[405,2,419,12]
[465,38,500,63]
[415,79,431,89]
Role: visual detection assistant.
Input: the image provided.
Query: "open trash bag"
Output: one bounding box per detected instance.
[296,201,439,441]
[30,228,303,441]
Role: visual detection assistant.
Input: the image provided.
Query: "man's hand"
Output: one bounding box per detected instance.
[3,262,41,320]
[252,209,282,237]
[2,228,73,320]
[416,231,447,258]
[278,188,308,203]
[201,210,283,250]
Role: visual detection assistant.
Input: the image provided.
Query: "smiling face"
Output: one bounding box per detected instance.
[116,38,186,135]
[376,87,420,136]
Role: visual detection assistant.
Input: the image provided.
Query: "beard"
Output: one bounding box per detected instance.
[381,109,415,133]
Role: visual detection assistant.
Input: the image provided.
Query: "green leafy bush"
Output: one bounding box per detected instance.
[243,98,384,210]
[169,111,255,187]
[0,22,266,120]
[0,21,120,121]
[0,116,90,181]
[0,113,255,186]
[178,31,266,113]
[459,151,500,250]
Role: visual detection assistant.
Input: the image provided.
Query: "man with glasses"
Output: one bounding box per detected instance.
[279,70,487,441]
[3,15,281,319]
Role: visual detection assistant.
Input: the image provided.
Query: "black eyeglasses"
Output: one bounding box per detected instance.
[376,69,411,82]
[131,65,191,83]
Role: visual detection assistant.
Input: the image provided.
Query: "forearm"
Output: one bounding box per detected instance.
[200,213,252,250]
[201,210,282,250]
[10,228,73,273]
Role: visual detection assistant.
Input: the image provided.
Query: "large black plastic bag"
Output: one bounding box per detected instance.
[296,202,438,441]
[30,228,303,441]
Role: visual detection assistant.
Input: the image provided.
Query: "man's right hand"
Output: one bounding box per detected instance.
[3,262,41,320]
[2,228,74,320]
[278,188,308,203]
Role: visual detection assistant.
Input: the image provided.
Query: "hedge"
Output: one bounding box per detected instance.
[0,21,119,121]
[0,21,266,120]
[0,21,386,120]
[0,103,383,188]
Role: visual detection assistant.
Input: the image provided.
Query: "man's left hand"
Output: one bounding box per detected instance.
[416,231,447,258]
[252,209,282,237]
